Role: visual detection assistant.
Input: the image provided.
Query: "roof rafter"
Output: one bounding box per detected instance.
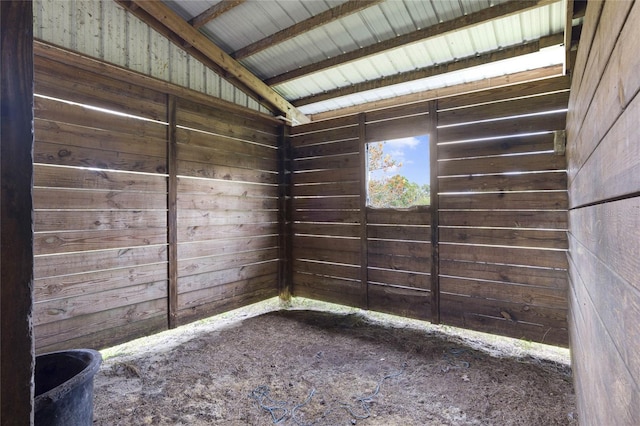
[265,0,560,86]
[308,65,565,122]
[124,0,308,123]
[189,0,246,30]
[293,33,565,107]
[231,0,384,60]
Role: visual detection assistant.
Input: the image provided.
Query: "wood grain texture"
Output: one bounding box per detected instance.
[1,1,35,421]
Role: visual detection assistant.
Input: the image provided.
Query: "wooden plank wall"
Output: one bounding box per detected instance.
[437,76,571,346]
[33,56,170,353]
[566,0,640,423]
[175,98,281,324]
[32,43,282,351]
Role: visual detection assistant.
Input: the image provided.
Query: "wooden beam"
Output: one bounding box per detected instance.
[1,0,35,423]
[564,0,575,76]
[309,65,563,121]
[428,101,440,324]
[358,113,369,309]
[265,0,560,86]
[294,33,564,107]
[231,0,384,60]
[189,0,245,29]
[167,95,178,329]
[127,0,309,124]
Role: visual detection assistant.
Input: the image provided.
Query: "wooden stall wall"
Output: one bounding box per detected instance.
[33,53,170,353]
[290,85,571,344]
[32,43,283,352]
[175,98,281,325]
[437,76,571,346]
[566,0,640,423]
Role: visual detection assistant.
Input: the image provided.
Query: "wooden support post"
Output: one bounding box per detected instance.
[358,113,369,309]
[1,0,35,422]
[278,123,293,300]
[429,100,441,323]
[167,95,178,328]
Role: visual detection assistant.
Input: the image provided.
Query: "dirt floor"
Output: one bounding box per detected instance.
[94,300,577,425]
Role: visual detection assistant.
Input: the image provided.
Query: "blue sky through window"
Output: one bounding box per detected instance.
[369,135,430,186]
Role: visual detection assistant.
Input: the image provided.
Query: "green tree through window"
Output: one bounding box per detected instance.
[367,137,430,208]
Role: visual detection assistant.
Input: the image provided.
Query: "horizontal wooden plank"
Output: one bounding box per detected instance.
[293,222,360,238]
[177,160,279,184]
[178,209,276,226]
[35,57,167,121]
[35,263,167,301]
[177,177,277,198]
[439,192,568,210]
[178,248,279,277]
[34,187,166,211]
[365,102,429,124]
[440,276,568,310]
[34,96,167,140]
[438,75,570,110]
[368,239,429,257]
[292,181,360,197]
[368,283,430,321]
[292,168,360,184]
[367,267,430,290]
[176,127,277,159]
[293,138,360,159]
[178,235,279,260]
[294,152,360,171]
[290,115,359,136]
[438,111,567,143]
[178,193,278,211]
[177,142,276,172]
[569,198,640,290]
[440,260,567,289]
[438,133,555,160]
[35,245,168,279]
[177,261,279,295]
[177,223,278,243]
[34,228,167,255]
[439,210,567,229]
[35,140,167,174]
[569,91,640,208]
[34,164,167,192]
[290,125,359,147]
[177,110,278,147]
[294,247,360,266]
[439,91,569,127]
[177,97,279,138]
[292,272,364,308]
[440,227,568,249]
[438,152,566,176]
[35,300,166,352]
[440,292,567,332]
[439,171,567,193]
[440,303,568,347]
[178,273,278,315]
[366,207,430,225]
[293,259,360,281]
[34,280,167,326]
[294,235,359,252]
[293,210,360,223]
[367,224,431,241]
[34,210,167,233]
[367,253,430,274]
[440,243,568,269]
[293,196,360,211]
[35,118,167,158]
[365,114,430,143]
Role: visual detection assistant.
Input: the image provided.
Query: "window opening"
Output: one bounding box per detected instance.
[366,135,430,208]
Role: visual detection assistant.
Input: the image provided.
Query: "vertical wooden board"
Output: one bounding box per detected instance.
[126,12,150,74]
[74,0,103,59]
[1,1,34,421]
[149,30,170,81]
[103,0,128,67]
[569,91,640,208]
[39,0,73,49]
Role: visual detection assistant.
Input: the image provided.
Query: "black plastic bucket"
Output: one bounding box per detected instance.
[34,349,102,426]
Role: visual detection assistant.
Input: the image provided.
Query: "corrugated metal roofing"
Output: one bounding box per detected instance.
[162,0,567,117]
